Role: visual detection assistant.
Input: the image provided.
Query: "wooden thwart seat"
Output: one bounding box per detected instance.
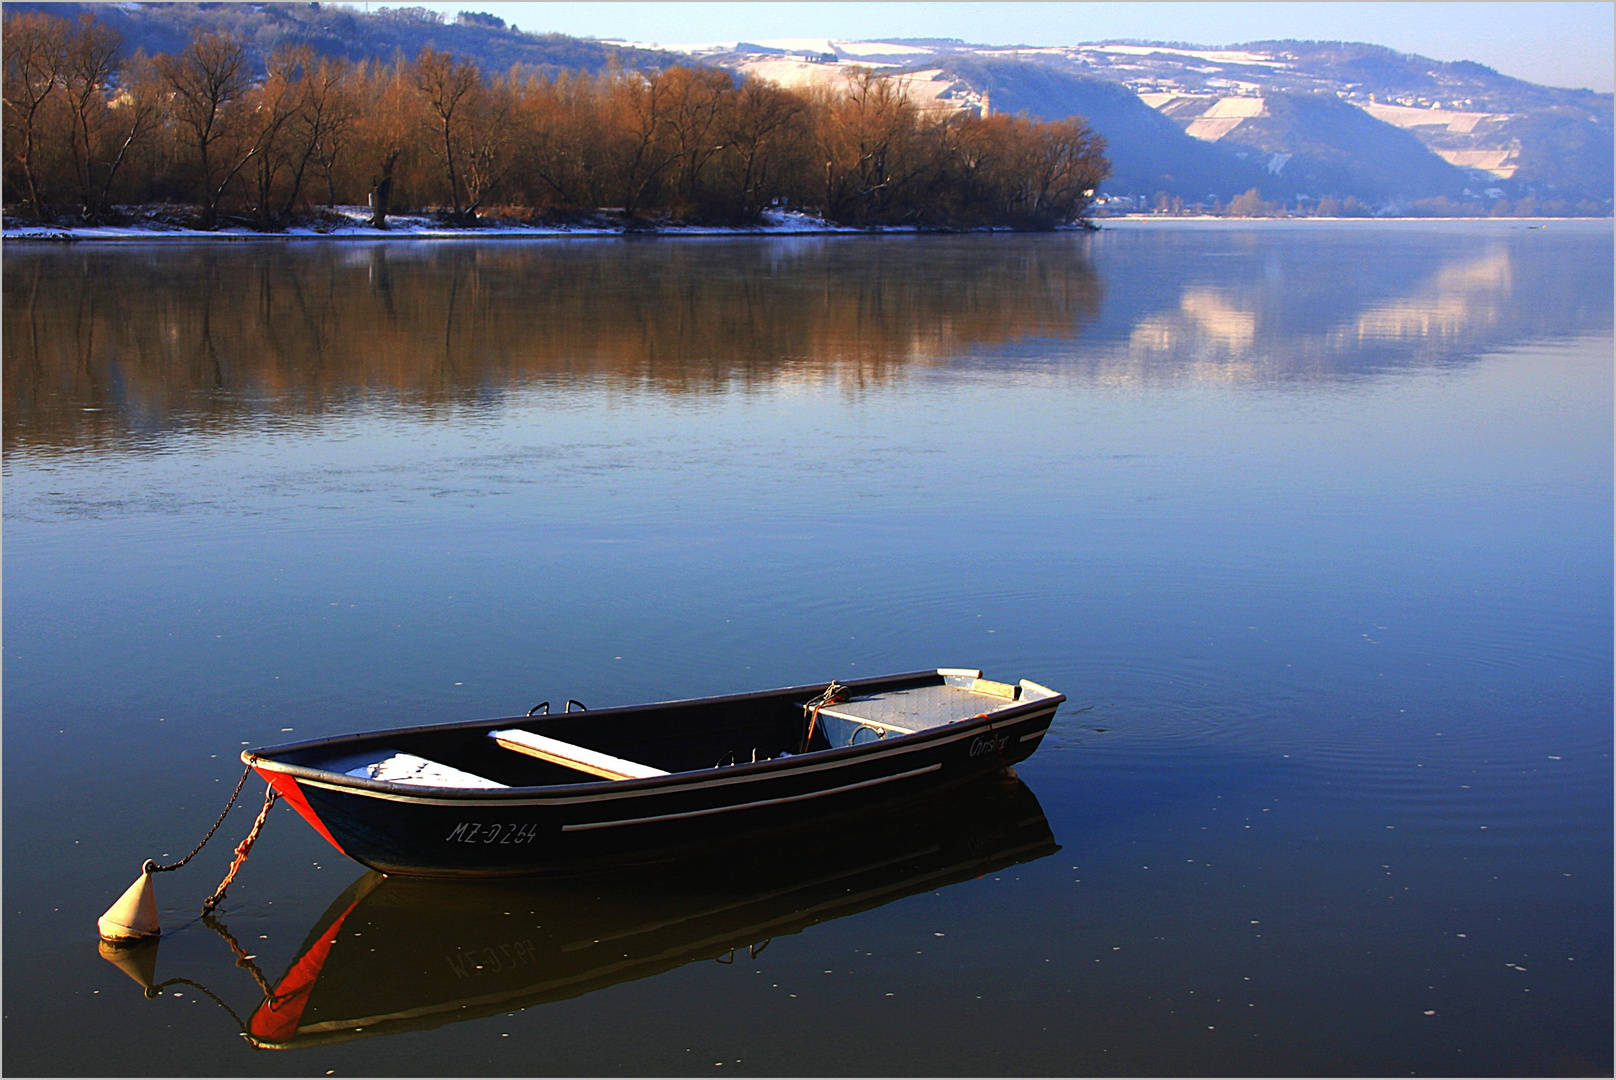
[488,728,669,781]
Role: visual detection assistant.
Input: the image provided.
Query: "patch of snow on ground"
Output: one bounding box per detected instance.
[2,208,880,242]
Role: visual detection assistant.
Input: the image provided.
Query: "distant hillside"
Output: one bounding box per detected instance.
[1,1,682,76]
[1177,89,1472,201]
[1233,40,1609,111]
[932,57,1271,201]
[1154,39,1614,206]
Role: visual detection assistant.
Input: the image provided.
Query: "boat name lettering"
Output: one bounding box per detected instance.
[968,733,1008,758]
[445,821,540,844]
[445,939,538,979]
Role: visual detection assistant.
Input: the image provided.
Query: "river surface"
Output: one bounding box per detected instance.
[3,220,1611,1076]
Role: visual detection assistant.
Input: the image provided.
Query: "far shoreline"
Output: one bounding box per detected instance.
[3,206,1606,243]
[1,206,1101,243]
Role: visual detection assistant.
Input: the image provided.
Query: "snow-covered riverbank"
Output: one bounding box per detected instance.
[1,206,912,242]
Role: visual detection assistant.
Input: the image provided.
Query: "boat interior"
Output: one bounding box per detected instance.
[274,670,1058,790]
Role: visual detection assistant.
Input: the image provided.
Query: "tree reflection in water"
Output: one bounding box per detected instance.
[2,237,1102,454]
[7,226,1607,460]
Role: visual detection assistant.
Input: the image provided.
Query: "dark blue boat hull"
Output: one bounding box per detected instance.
[246,671,1062,876]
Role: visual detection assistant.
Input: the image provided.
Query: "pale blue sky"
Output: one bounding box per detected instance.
[394,2,1615,92]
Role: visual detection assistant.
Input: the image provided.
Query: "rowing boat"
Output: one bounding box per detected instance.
[243,667,1063,876]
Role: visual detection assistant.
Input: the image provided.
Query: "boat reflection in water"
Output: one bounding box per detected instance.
[109,776,1056,1050]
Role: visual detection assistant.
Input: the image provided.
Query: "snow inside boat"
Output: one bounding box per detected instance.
[243,668,1064,875]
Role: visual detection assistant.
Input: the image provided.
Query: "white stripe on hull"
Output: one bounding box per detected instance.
[561,763,942,831]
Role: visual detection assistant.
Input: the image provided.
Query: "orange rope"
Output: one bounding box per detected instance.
[802,701,825,752]
[201,784,278,914]
[801,680,848,753]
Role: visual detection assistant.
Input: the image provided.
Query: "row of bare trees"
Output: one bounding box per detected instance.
[4,11,1109,229]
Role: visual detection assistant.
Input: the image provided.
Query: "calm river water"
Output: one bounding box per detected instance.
[4,220,1611,1076]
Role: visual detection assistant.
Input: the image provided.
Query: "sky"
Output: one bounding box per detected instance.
[396,2,1615,92]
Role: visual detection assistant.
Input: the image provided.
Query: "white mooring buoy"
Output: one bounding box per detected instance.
[97,863,161,943]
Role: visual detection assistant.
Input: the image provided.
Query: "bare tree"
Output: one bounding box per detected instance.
[353,58,417,227]
[90,50,164,215]
[412,47,480,221]
[58,14,125,218]
[455,67,516,217]
[813,70,923,226]
[301,56,356,209]
[1020,119,1107,225]
[3,11,69,220]
[718,78,807,220]
[606,68,684,218]
[157,29,253,228]
[244,47,355,228]
[657,66,732,210]
[510,69,615,211]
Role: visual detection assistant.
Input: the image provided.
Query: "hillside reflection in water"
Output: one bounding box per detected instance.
[5,224,1608,456]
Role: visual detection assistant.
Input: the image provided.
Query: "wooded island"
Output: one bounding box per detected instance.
[3,11,1111,232]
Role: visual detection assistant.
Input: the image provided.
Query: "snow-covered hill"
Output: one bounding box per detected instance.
[660,36,1611,210]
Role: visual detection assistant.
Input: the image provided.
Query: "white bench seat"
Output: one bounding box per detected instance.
[488,728,669,782]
